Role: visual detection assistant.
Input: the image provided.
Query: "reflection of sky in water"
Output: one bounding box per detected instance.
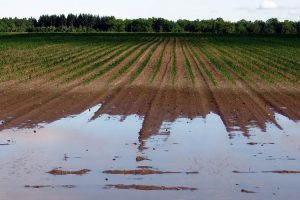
[0,106,300,200]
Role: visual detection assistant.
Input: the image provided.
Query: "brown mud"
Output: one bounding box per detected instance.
[102,169,198,175]
[104,184,197,191]
[47,169,91,176]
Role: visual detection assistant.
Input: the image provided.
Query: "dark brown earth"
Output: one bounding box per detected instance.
[104,184,197,191]
[47,169,91,175]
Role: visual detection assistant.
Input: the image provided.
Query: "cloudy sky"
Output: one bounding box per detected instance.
[0,0,299,21]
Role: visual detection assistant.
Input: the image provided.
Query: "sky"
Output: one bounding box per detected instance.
[0,0,299,21]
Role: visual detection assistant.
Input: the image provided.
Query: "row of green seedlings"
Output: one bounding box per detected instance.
[187,42,217,86]
[0,43,63,70]
[234,46,299,82]
[83,38,157,84]
[206,43,258,83]
[214,44,275,84]
[207,41,274,83]
[26,44,104,81]
[0,44,69,81]
[109,39,160,82]
[254,37,300,61]
[234,44,299,78]
[181,39,195,85]
[251,43,300,67]
[216,37,299,79]
[172,38,177,84]
[129,39,165,83]
[64,43,137,83]
[17,44,88,81]
[150,38,170,82]
[215,43,291,83]
[199,40,252,84]
[48,43,119,80]
[197,36,296,82]
[53,43,126,81]
[193,39,235,83]
[34,44,109,79]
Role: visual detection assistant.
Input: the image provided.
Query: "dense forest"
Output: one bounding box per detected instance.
[0,14,300,34]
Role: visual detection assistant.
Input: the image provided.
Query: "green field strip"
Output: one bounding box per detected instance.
[253,45,300,66]
[84,39,156,84]
[181,40,196,85]
[216,44,293,83]
[202,44,253,84]
[234,46,299,81]
[211,37,300,74]
[213,45,275,84]
[250,47,300,75]
[109,39,159,82]
[150,38,169,82]
[33,45,111,79]
[213,37,299,79]
[241,45,300,73]
[195,41,235,84]
[171,38,177,84]
[26,45,100,77]
[51,44,126,80]
[34,46,105,77]
[129,39,164,83]
[63,43,133,82]
[0,44,70,78]
[52,43,124,81]
[12,45,83,79]
[207,46,254,83]
[0,44,64,68]
[187,43,217,86]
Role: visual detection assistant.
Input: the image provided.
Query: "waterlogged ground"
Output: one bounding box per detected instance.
[0,90,300,200]
[0,34,300,199]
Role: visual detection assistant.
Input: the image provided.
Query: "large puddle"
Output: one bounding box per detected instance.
[1,87,300,200]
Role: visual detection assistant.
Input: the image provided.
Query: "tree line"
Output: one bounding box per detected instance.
[1,14,300,34]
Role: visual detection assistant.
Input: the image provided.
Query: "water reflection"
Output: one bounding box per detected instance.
[0,92,300,199]
[1,86,299,138]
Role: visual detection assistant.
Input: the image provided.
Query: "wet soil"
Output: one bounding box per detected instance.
[104,184,197,191]
[47,169,91,176]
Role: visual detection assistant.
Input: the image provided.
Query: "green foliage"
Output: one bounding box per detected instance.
[1,15,300,34]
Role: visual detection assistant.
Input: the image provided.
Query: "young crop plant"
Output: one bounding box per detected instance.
[188,43,217,86]
[181,40,195,85]
[172,38,177,84]
[208,45,253,83]
[31,45,102,80]
[130,39,164,83]
[54,44,123,81]
[65,43,135,83]
[150,38,169,82]
[215,45,275,84]
[233,46,297,82]
[84,39,156,84]
[196,42,235,84]
[109,39,159,82]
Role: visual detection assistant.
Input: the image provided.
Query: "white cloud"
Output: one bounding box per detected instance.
[258,0,278,10]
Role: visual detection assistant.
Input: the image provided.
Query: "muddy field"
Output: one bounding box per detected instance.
[0,33,300,200]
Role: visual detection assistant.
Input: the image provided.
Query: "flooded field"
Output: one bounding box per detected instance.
[0,86,300,200]
[0,34,300,199]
